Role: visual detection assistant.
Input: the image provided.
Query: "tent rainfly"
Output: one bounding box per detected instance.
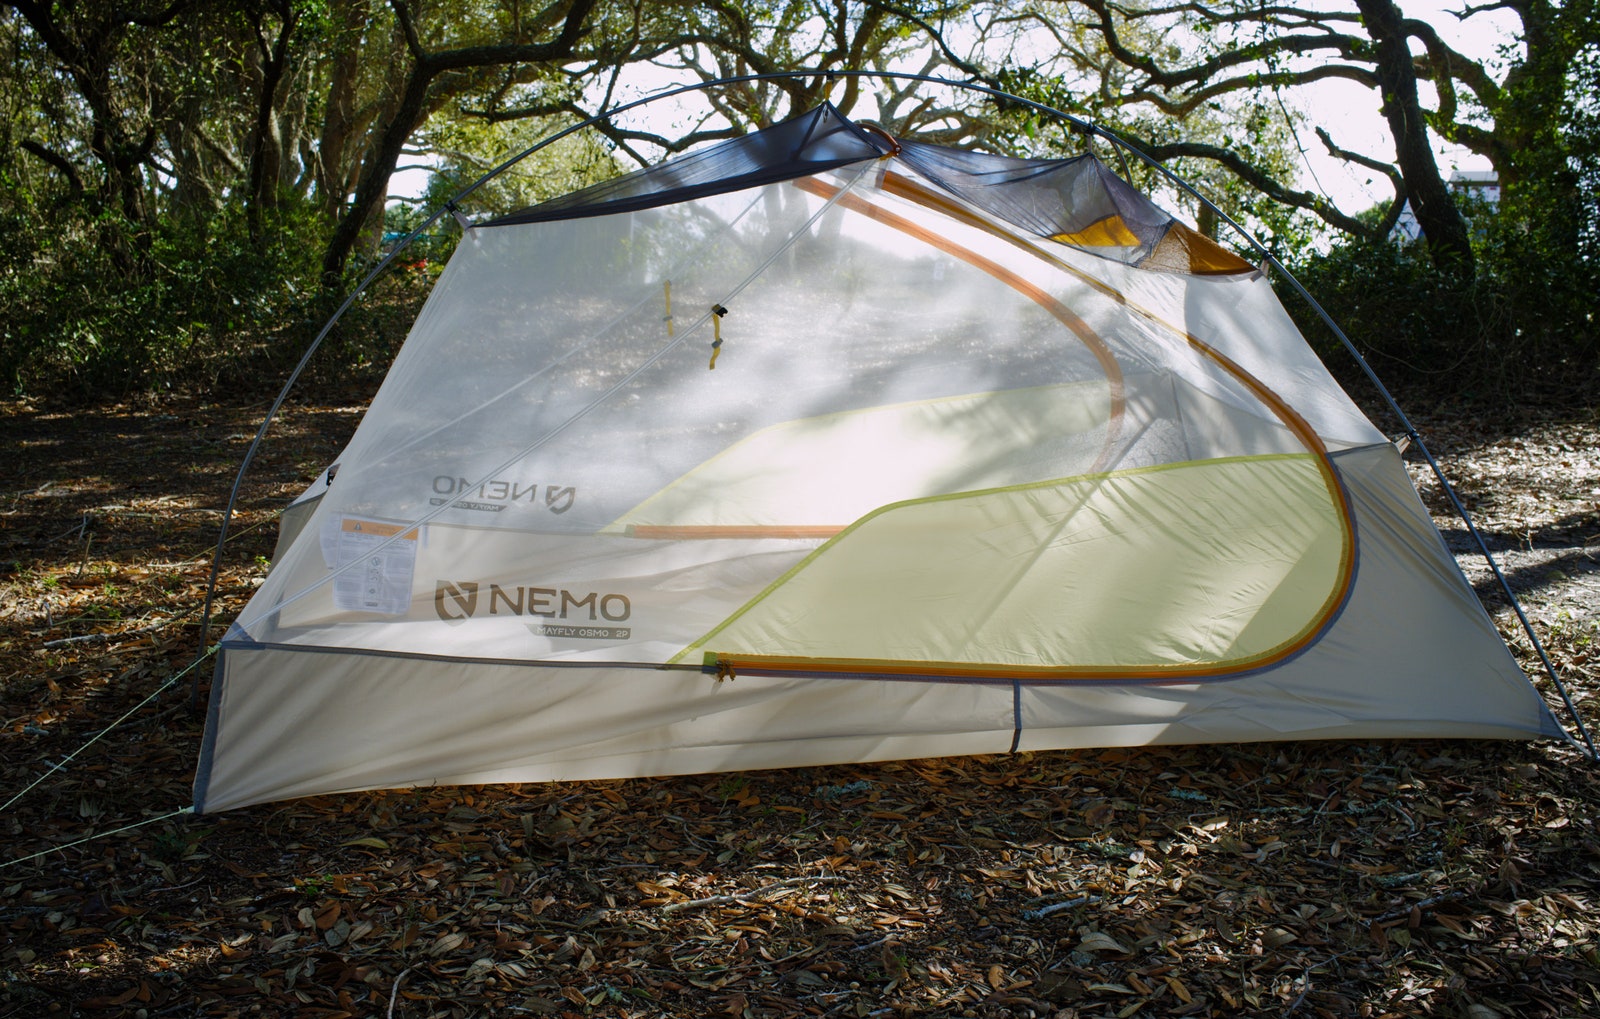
[195,102,1566,814]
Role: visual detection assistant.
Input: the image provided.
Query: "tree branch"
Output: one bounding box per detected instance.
[1122,64,1378,118]
[1405,17,1501,106]
[1314,125,1412,236]
[1078,0,1369,92]
[19,140,85,196]
[864,1,994,83]
[1106,0,1363,28]
[1130,135,1377,238]
[124,0,197,29]
[389,0,429,61]
[1315,126,1403,187]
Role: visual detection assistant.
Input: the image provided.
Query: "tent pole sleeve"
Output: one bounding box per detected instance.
[1087,130,1597,761]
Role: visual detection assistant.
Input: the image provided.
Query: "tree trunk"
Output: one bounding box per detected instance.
[1354,0,1474,272]
[245,6,297,240]
[315,0,369,222]
[320,63,426,285]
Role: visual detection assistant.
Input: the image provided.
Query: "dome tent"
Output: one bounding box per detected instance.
[194,92,1572,814]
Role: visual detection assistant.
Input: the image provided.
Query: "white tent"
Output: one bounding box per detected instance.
[194,102,1564,813]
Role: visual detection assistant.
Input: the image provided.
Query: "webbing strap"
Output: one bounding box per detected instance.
[709,304,728,369]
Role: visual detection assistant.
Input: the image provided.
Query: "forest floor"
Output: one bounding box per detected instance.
[1,384,1597,1019]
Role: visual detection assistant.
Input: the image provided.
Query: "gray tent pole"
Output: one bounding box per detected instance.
[192,206,456,706]
[195,69,1595,759]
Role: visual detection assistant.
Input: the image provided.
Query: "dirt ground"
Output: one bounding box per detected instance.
[1,384,1597,1019]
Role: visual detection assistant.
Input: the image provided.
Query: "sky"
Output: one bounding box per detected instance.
[391,1,1523,225]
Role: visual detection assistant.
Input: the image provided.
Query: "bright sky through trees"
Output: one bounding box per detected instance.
[387,1,1522,230]
[1294,0,1519,212]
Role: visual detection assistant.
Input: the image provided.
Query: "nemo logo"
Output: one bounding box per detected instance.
[429,476,576,514]
[433,580,630,624]
[434,580,479,622]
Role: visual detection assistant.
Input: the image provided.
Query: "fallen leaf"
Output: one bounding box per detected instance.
[1078,932,1130,954]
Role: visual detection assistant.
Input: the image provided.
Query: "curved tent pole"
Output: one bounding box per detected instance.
[196,70,1596,759]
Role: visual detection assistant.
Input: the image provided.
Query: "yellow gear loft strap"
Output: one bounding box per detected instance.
[663,280,674,336]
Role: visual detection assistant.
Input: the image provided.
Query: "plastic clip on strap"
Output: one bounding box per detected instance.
[708,304,728,369]
[1070,120,1094,158]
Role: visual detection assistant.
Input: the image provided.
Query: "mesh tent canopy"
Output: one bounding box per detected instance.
[195,102,1563,813]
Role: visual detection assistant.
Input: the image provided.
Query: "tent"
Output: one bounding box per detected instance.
[194,101,1566,813]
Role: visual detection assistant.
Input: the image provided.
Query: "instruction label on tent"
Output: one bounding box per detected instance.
[325,517,418,615]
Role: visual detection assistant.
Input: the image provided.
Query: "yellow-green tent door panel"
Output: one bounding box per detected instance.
[679,454,1348,676]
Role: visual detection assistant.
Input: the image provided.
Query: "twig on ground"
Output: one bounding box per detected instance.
[43,608,195,648]
[1373,890,1468,924]
[661,875,845,914]
[388,966,413,1019]
[1023,895,1101,920]
[1287,949,1358,1013]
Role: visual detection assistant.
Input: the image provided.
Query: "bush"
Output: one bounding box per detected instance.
[1286,212,1599,408]
[0,197,329,399]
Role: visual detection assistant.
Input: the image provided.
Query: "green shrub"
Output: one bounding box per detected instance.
[0,195,330,398]
[1287,210,1598,408]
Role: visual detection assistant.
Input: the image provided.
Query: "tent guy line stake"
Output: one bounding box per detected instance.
[228,162,877,637]
[0,808,195,871]
[2,646,219,815]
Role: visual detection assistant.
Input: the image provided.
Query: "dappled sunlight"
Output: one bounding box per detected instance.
[7,742,1599,1017]
[1,397,1590,1016]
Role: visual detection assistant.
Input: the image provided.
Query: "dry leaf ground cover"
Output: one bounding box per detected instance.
[2,385,1598,1019]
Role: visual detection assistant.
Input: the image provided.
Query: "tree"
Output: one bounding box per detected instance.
[6,0,204,266]
[1352,0,1473,268]
[316,0,609,281]
[949,0,1593,273]
[473,1,999,163]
